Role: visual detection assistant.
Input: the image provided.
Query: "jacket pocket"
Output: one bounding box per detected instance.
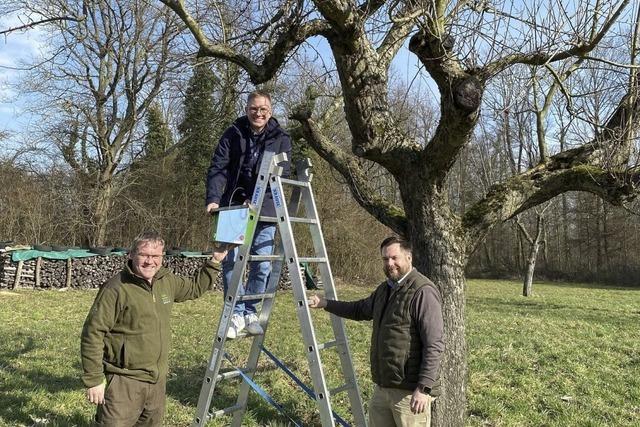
[105,333,124,367]
[120,338,127,368]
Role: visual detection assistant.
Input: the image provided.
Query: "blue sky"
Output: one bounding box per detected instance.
[0,14,436,158]
[0,15,45,151]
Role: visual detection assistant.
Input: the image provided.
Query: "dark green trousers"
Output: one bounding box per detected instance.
[94,374,166,427]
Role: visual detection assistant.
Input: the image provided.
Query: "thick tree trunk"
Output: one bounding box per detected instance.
[429,259,467,427]
[92,178,114,246]
[404,187,468,427]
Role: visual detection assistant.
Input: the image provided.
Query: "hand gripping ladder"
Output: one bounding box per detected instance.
[192,152,367,426]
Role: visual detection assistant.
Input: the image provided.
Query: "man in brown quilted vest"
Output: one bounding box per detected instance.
[309,236,444,426]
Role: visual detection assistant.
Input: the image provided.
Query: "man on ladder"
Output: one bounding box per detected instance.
[195,151,368,426]
[205,89,292,338]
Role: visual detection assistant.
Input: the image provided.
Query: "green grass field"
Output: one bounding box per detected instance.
[0,279,639,426]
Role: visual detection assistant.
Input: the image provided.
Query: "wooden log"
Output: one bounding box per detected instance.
[13,260,23,289]
[65,258,72,288]
[35,257,42,288]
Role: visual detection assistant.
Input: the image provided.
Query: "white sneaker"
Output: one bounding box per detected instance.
[227,313,245,339]
[244,313,264,335]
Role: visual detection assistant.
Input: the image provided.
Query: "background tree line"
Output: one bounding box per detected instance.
[2,72,640,287]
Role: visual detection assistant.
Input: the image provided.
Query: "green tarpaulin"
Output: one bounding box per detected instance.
[10,249,206,262]
[11,249,100,262]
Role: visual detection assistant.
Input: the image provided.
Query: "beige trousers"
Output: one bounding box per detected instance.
[368,385,433,427]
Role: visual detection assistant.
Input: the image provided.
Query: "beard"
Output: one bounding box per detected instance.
[384,265,409,281]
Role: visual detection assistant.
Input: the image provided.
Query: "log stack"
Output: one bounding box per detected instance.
[0,250,301,291]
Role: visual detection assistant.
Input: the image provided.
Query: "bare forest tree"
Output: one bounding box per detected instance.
[160,0,640,425]
[515,204,549,297]
[3,0,183,245]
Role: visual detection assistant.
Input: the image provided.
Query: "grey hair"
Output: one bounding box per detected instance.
[130,230,165,254]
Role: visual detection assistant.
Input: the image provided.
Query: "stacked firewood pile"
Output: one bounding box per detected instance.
[0,251,301,291]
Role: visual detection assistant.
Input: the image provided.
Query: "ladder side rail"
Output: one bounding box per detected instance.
[192,152,282,426]
[230,252,285,426]
[287,158,313,216]
[229,151,289,425]
[233,160,308,425]
[298,181,369,427]
[271,175,336,427]
[192,225,258,426]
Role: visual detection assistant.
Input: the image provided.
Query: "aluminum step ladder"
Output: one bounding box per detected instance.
[192,152,367,427]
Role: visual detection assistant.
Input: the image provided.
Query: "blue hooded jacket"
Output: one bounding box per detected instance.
[205,115,291,217]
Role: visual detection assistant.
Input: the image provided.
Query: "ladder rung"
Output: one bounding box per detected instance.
[234,329,264,339]
[317,340,339,350]
[210,404,243,418]
[247,254,283,262]
[288,217,317,224]
[216,368,255,382]
[298,257,327,263]
[237,292,275,301]
[329,383,353,396]
[279,178,311,188]
[258,215,317,224]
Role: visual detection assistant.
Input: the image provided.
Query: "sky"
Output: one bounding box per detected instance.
[0,12,437,159]
[0,15,45,152]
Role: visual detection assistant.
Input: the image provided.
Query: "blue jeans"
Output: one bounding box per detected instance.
[222,223,276,316]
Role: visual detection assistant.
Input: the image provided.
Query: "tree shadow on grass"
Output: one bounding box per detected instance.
[0,334,91,426]
[0,394,90,427]
[0,364,89,426]
[470,296,637,325]
[471,279,640,292]
[168,363,323,426]
[536,281,640,291]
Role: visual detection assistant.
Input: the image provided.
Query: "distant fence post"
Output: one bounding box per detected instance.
[35,257,42,288]
[13,260,24,289]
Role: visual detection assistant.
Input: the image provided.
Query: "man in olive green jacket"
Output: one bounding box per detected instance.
[81,231,227,426]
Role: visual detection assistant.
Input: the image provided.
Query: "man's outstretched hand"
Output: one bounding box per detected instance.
[307,294,327,309]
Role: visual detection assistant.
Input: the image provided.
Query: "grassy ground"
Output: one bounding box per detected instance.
[0,279,638,426]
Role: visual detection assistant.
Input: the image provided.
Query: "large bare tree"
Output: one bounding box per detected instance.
[3,0,182,245]
[161,0,640,425]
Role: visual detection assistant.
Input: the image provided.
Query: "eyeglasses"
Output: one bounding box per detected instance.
[248,106,271,115]
[135,253,163,261]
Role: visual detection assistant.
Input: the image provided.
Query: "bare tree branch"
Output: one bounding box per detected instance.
[480,0,631,78]
[160,0,329,84]
[0,16,80,36]
[290,98,408,234]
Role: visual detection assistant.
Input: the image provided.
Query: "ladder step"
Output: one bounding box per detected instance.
[329,383,354,396]
[237,291,275,301]
[317,340,339,350]
[210,404,243,418]
[289,216,318,224]
[258,215,317,224]
[279,177,311,188]
[216,368,256,382]
[298,257,327,263]
[247,254,283,262]
[234,330,264,339]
